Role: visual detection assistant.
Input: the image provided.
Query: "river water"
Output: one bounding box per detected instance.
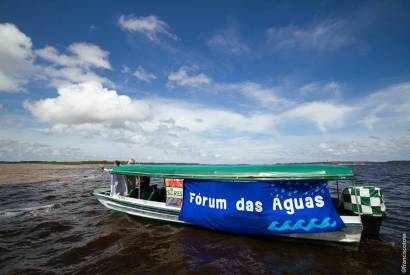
[0,163,408,274]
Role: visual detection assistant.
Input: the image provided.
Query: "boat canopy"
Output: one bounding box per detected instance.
[111,164,355,181]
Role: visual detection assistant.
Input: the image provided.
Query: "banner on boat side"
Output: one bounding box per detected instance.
[179,180,345,235]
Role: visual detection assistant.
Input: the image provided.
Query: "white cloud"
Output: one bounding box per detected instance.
[43,66,111,88]
[35,43,111,87]
[299,81,341,98]
[0,139,84,161]
[358,82,410,129]
[36,46,73,67]
[26,85,276,137]
[319,135,410,157]
[24,82,275,143]
[24,81,279,161]
[359,114,380,130]
[121,65,130,74]
[0,23,33,66]
[0,71,24,92]
[167,65,212,88]
[207,24,250,54]
[266,19,354,51]
[133,66,157,82]
[36,43,110,69]
[24,82,150,125]
[118,15,177,41]
[0,23,111,91]
[281,102,354,132]
[216,81,291,111]
[144,98,277,134]
[21,79,410,162]
[0,23,34,92]
[68,43,111,69]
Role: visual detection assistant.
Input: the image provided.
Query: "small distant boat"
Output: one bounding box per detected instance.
[94,164,386,248]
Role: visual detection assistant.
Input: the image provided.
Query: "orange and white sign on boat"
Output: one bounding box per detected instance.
[165,179,184,207]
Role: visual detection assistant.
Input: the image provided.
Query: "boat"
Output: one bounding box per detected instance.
[93,164,386,248]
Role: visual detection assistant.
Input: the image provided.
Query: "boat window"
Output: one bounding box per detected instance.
[110,173,128,197]
[125,176,137,193]
[329,180,353,209]
[126,176,166,202]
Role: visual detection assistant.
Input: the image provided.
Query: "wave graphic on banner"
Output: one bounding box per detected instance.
[267,217,337,233]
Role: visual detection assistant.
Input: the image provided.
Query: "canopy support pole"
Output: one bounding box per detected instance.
[138,176,141,199]
[336,180,340,207]
[352,179,362,216]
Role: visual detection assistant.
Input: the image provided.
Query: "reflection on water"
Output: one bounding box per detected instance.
[0,163,408,274]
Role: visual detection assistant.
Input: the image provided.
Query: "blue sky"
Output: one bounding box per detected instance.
[0,0,409,163]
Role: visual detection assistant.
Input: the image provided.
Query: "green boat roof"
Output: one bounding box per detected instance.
[111,164,355,181]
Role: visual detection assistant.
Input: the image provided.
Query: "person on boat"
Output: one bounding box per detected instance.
[126,158,137,195]
[110,160,128,197]
[139,176,152,200]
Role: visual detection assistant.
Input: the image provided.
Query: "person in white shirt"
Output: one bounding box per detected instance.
[110,160,128,196]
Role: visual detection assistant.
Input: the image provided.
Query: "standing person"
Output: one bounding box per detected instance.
[110,160,128,196]
[126,158,137,195]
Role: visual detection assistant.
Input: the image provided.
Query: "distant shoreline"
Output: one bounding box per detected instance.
[0,161,114,165]
[1,161,409,186]
[0,163,103,186]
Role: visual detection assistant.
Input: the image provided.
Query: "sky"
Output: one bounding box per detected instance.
[0,0,409,163]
